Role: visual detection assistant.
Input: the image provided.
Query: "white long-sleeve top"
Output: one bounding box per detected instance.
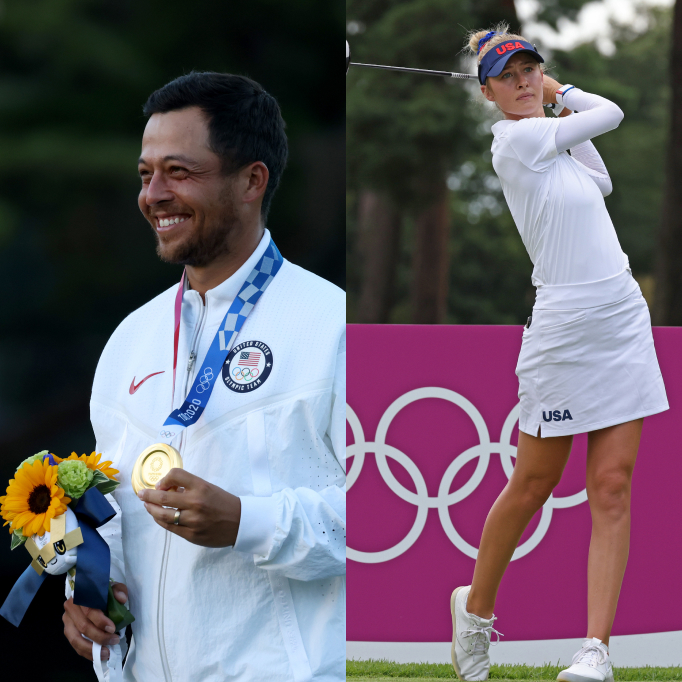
[91,229,346,682]
[491,88,629,286]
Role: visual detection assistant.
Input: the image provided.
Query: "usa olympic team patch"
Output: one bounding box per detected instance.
[222,341,273,392]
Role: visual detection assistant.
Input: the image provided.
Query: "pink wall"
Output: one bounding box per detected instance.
[347,325,682,642]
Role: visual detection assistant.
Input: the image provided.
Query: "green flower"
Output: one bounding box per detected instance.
[57,460,94,500]
[16,450,50,472]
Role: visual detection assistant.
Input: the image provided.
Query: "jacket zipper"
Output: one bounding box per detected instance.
[156,296,207,681]
[187,350,197,372]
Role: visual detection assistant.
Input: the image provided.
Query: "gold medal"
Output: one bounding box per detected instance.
[131,443,183,494]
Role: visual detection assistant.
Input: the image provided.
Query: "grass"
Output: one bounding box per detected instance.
[347,659,682,680]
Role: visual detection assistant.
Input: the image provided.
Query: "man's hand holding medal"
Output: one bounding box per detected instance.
[137,468,242,547]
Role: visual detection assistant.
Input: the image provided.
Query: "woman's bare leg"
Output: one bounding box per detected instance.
[585,419,642,646]
[467,429,574,618]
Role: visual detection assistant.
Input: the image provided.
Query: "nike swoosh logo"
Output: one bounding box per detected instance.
[129,371,165,395]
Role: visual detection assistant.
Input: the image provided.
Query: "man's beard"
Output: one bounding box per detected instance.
[153,187,239,267]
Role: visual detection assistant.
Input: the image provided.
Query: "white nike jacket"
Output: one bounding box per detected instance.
[89,230,346,682]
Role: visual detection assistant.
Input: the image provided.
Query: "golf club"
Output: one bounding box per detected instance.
[345,40,561,111]
[346,40,476,80]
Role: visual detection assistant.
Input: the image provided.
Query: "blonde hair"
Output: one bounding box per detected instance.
[465,23,546,76]
[465,22,548,114]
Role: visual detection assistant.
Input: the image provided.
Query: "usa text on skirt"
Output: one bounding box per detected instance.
[516,269,669,437]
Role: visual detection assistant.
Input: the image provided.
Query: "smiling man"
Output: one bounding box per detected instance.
[61,72,346,682]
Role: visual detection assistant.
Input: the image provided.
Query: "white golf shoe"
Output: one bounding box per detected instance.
[557,638,614,682]
[450,585,502,681]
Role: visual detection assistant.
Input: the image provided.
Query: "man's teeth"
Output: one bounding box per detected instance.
[158,216,188,227]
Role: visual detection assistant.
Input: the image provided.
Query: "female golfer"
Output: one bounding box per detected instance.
[450,25,669,682]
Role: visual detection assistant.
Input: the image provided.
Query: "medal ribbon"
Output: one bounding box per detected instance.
[171,269,185,410]
[159,237,282,444]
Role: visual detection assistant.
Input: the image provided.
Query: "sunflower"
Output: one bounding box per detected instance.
[0,459,71,537]
[53,452,119,479]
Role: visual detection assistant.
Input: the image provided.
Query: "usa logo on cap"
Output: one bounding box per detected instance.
[478,39,544,85]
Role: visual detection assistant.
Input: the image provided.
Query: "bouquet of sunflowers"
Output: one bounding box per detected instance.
[0,451,134,635]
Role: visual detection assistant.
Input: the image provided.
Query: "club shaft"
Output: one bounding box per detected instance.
[350,62,476,80]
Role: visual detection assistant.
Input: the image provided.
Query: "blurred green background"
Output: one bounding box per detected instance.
[346,0,678,325]
[0,0,343,676]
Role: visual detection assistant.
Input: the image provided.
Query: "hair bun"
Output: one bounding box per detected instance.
[477,31,497,54]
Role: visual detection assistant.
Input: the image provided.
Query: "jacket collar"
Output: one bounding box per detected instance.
[183,228,272,315]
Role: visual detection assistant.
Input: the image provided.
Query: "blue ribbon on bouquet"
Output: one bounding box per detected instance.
[0,562,46,627]
[70,487,116,611]
[0,487,115,627]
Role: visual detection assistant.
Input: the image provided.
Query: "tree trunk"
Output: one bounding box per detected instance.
[406,1,516,326]
[410,183,450,324]
[356,190,401,323]
[653,0,682,325]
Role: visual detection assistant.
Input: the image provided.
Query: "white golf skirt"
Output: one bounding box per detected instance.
[516,269,669,437]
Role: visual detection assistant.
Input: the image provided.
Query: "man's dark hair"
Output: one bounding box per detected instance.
[143,72,288,222]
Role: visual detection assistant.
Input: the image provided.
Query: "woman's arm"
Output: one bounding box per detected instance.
[570,139,613,196]
[543,76,624,152]
[555,97,613,195]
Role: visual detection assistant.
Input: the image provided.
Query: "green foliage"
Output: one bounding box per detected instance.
[534,0,594,30]
[347,3,672,324]
[547,8,671,276]
[0,0,343,461]
[347,0,495,323]
[10,529,28,550]
[91,468,120,496]
[106,582,135,629]
[347,0,479,209]
[444,157,535,324]
[347,659,682,679]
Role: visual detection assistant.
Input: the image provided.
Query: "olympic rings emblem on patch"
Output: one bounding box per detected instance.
[346,387,588,564]
[159,430,176,439]
[232,367,260,380]
[222,341,273,393]
[195,367,214,393]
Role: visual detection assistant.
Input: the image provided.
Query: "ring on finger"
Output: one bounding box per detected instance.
[173,509,181,526]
